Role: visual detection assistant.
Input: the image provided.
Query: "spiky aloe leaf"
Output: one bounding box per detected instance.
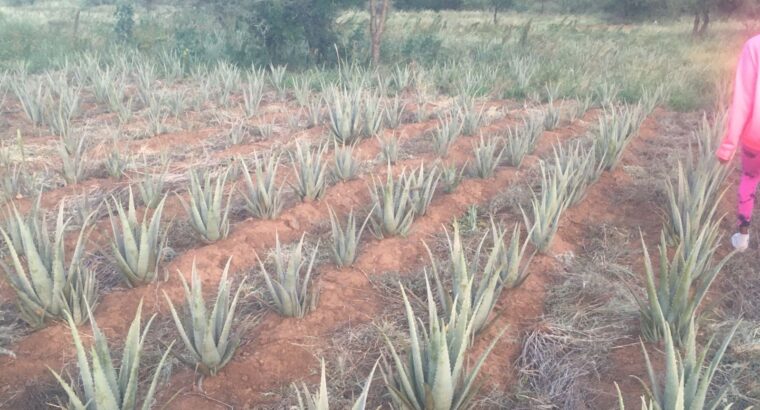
[635,226,733,347]
[333,142,360,182]
[58,136,86,185]
[49,301,172,410]
[0,200,96,328]
[240,153,283,219]
[405,162,440,217]
[521,160,572,253]
[470,134,504,179]
[256,233,319,317]
[490,218,535,289]
[137,161,170,209]
[440,162,466,194]
[363,91,384,137]
[455,96,485,136]
[552,140,604,206]
[368,166,416,239]
[593,103,645,171]
[432,114,462,158]
[622,316,740,410]
[179,168,233,243]
[326,86,363,145]
[377,133,399,165]
[108,188,167,287]
[164,257,244,375]
[290,142,329,202]
[294,358,378,410]
[328,206,372,268]
[426,221,505,334]
[503,113,544,167]
[382,275,506,409]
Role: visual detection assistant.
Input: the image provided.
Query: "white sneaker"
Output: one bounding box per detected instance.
[731,233,750,251]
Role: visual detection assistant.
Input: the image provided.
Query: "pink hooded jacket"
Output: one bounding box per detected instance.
[718,35,760,161]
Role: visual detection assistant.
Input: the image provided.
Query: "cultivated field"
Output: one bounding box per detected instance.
[0,6,758,410]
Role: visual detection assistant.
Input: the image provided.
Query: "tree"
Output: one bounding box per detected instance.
[369,0,390,65]
[689,0,712,35]
[114,1,134,43]
[202,0,361,65]
[490,0,513,24]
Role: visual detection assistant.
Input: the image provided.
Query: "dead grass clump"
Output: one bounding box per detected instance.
[514,224,638,408]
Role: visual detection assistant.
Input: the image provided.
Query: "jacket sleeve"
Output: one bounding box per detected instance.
[717,42,758,161]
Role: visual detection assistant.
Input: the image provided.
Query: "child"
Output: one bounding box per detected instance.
[718,35,760,251]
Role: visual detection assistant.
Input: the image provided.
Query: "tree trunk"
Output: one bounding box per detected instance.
[493,4,498,24]
[370,0,390,66]
[692,12,701,36]
[699,9,710,34]
[72,9,81,41]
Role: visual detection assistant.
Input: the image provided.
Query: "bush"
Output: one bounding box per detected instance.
[114,2,135,43]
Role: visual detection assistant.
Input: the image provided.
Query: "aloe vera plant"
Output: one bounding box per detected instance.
[425,221,504,334]
[328,206,372,267]
[164,258,244,375]
[521,160,572,253]
[2,193,42,256]
[0,202,96,328]
[0,164,28,204]
[385,94,407,128]
[269,64,288,98]
[363,92,384,137]
[432,116,462,158]
[553,140,603,206]
[664,162,726,247]
[294,359,377,410]
[290,142,329,202]
[664,117,729,246]
[13,79,46,126]
[440,162,466,193]
[333,143,360,182]
[257,233,319,317]
[470,134,505,179]
[594,103,644,170]
[180,168,233,243]
[383,277,505,410]
[456,96,485,135]
[504,114,544,167]
[327,87,363,145]
[108,189,168,287]
[138,162,169,209]
[106,147,127,180]
[405,163,440,216]
[635,227,733,347]
[616,318,740,410]
[243,78,264,118]
[50,302,173,410]
[543,98,561,130]
[368,167,416,238]
[378,133,400,165]
[58,137,86,185]
[491,219,535,289]
[240,153,284,219]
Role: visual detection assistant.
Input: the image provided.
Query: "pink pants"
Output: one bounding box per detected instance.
[739,146,760,227]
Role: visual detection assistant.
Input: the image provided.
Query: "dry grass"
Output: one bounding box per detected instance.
[505,223,638,409]
[710,248,760,407]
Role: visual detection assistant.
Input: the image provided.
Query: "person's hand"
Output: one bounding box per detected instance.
[718,156,730,165]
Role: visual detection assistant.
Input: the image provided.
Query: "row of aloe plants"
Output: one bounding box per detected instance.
[0,87,520,330]
[520,98,656,253]
[0,91,576,408]
[614,112,744,408]
[0,129,528,410]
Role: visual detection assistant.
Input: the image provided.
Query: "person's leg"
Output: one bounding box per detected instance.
[734,147,760,249]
